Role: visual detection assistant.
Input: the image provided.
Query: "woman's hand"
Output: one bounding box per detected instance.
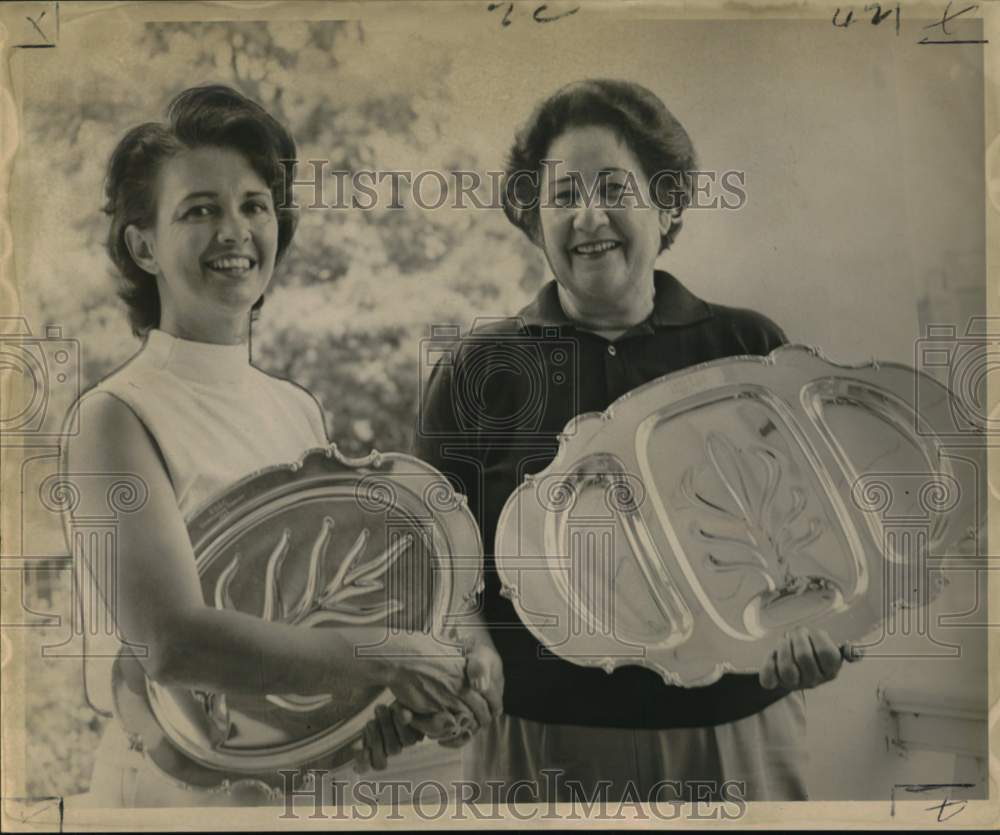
[362,626,505,768]
[353,703,424,773]
[380,626,504,724]
[460,629,504,721]
[412,627,506,738]
[378,630,491,724]
[384,655,466,715]
[759,626,861,691]
[352,702,481,773]
[412,627,506,746]
[352,623,505,774]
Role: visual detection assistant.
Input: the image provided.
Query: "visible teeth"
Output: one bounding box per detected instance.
[573,241,619,255]
[208,257,253,270]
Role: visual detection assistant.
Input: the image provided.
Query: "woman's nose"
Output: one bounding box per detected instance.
[216,211,251,244]
[571,204,610,233]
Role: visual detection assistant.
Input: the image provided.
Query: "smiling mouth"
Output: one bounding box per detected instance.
[205,256,257,274]
[571,241,622,258]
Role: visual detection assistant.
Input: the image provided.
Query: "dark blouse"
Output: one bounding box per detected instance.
[415,270,794,728]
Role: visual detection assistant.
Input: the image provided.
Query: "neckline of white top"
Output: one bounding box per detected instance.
[143,328,254,385]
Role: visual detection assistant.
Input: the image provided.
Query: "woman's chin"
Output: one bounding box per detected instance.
[562,269,630,305]
[569,250,623,273]
[213,283,269,312]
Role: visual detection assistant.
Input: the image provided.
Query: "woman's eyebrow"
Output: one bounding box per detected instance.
[178,190,218,202]
[554,168,628,185]
[178,189,271,202]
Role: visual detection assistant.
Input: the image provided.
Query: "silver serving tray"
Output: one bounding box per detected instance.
[495,346,983,687]
[112,445,483,796]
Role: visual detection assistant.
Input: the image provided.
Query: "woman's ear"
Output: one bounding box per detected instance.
[124,225,159,277]
[657,208,678,237]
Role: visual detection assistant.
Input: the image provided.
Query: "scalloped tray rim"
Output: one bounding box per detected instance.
[495,344,972,686]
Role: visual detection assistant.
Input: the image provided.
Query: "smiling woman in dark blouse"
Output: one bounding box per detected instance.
[415,79,854,801]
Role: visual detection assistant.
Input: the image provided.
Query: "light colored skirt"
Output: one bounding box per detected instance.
[463,692,809,802]
[87,723,244,808]
[86,722,351,808]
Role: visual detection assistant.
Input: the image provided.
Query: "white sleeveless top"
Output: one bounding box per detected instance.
[67,330,458,805]
[65,331,333,805]
[86,328,328,519]
[66,329,328,720]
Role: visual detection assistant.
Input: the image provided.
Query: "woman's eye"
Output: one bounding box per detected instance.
[245,200,272,215]
[554,190,575,207]
[182,205,215,219]
[602,182,625,202]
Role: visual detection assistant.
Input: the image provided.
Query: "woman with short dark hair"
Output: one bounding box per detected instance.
[67,84,494,806]
[416,78,854,801]
[104,84,300,336]
[504,77,696,253]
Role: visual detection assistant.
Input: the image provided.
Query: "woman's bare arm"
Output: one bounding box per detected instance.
[66,392,466,702]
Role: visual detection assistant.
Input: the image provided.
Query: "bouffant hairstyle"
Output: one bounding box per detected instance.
[103,85,298,336]
[503,78,698,252]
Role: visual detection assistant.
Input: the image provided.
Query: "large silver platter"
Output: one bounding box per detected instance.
[495,346,983,687]
[112,445,483,796]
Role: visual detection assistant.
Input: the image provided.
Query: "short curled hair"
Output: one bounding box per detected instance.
[502,78,698,253]
[103,84,298,336]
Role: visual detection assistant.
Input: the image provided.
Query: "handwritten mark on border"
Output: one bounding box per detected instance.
[919,1,988,45]
[1,795,65,831]
[487,2,579,29]
[14,1,59,49]
[890,783,975,820]
[832,1,987,45]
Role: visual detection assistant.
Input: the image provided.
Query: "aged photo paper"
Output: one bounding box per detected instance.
[0,0,997,830]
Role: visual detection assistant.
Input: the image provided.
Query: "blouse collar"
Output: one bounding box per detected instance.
[143,329,253,384]
[518,270,713,331]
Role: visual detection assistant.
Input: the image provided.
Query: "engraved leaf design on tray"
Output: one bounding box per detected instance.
[681,432,825,601]
[207,517,412,718]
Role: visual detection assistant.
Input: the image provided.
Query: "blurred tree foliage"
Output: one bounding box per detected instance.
[21,19,545,455]
[18,19,545,797]
[24,584,107,799]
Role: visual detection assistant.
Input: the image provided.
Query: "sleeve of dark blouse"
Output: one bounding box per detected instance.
[731,307,788,357]
[412,352,486,527]
[760,314,788,353]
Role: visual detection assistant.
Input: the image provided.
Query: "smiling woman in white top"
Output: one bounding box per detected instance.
[64,85,497,806]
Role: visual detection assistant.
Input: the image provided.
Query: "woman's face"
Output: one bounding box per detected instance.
[128,146,279,342]
[538,125,671,328]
